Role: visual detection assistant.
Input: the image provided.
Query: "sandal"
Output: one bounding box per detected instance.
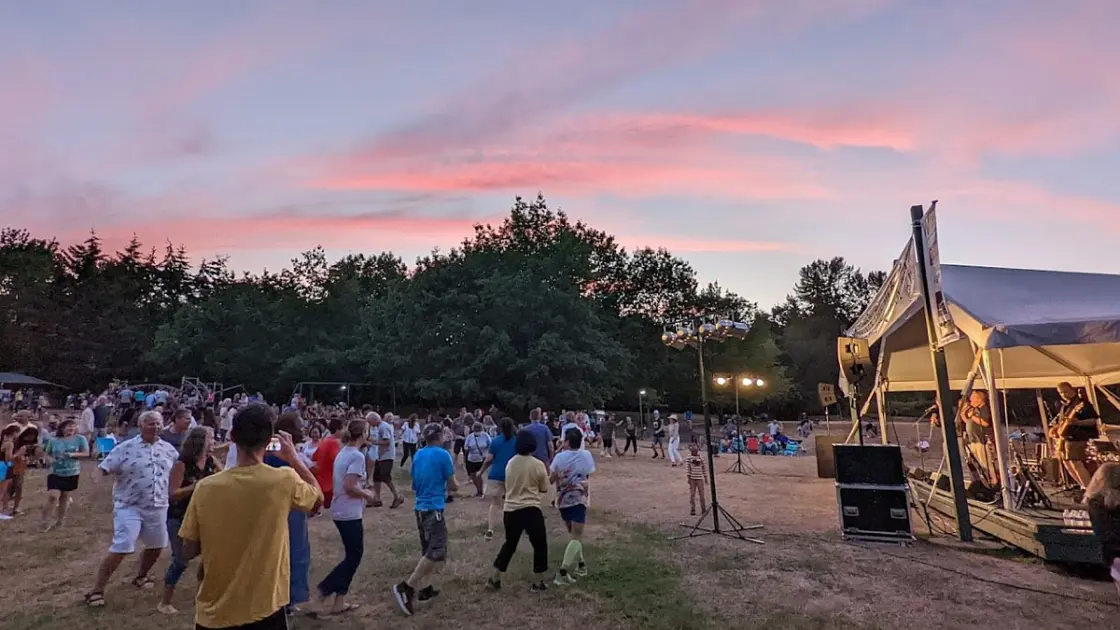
[85,592,106,607]
[131,575,156,590]
[328,603,360,616]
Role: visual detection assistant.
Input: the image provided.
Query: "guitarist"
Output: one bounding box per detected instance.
[1050,382,1100,488]
[960,390,997,486]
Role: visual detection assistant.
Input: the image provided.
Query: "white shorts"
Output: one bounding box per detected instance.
[109,506,169,554]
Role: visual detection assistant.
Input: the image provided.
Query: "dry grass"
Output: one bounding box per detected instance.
[1,434,1117,630]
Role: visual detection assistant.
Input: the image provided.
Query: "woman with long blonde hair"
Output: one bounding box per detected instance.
[1085,462,1120,594]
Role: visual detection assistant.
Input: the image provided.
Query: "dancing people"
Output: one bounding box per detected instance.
[177,404,322,630]
[666,416,682,467]
[623,417,639,456]
[41,418,90,531]
[464,421,492,497]
[480,417,517,541]
[393,423,459,615]
[316,419,373,617]
[86,411,179,607]
[159,427,219,615]
[368,412,404,508]
[487,429,550,593]
[550,428,595,585]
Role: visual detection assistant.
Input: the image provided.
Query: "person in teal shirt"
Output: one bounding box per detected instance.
[43,418,90,530]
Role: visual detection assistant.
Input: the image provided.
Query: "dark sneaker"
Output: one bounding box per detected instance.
[390,496,405,509]
[531,581,548,593]
[392,582,415,616]
[417,586,440,602]
[486,578,502,591]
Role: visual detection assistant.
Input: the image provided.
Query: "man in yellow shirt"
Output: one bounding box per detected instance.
[179,404,322,630]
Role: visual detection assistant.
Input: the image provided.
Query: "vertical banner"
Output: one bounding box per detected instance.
[921,203,960,347]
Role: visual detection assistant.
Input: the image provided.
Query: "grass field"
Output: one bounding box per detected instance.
[1,428,1117,630]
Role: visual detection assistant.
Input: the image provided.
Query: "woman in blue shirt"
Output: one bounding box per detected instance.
[479,418,517,542]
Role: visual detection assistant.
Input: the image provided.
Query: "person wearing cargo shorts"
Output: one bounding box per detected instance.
[392,423,458,616]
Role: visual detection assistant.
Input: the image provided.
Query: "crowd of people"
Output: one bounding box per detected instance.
[1,384,725,629]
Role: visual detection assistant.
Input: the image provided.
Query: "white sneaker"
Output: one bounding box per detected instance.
[0,514,12,521]
[157,604,179,615]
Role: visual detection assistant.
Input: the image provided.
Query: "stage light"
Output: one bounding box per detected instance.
[639,389,647,396]
[699,323,718,339]
[755,379,765,387]
[716,377,728,386]
[741,378,752,387]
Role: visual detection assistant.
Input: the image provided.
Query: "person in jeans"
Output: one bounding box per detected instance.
[315,419,374,617]
[159,427,219,615]
[264,412,314,615]
[486,429,550,593]
[178,404,322,630]
[393,423,458,616]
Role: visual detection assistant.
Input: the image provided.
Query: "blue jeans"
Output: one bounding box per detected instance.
[165,517,189,586]
[318,519,364,597]
[289,510,311,605]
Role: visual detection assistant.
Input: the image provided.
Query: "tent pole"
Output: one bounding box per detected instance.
[1095,384,1120,414]
[911,203,972,542]
[875,334,892,444]
[981,351,1014,510]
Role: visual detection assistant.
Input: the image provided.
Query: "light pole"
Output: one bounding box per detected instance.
[663,318,763,544]
[714,374,766,475]
[638,389,647,432]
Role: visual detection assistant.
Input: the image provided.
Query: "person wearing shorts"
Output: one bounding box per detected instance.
[479,418,517,541]
[393,423,458,616]
[464,423,491,497]
[550,428,595,585]
[368,412,404,509]
[85,411,178,608]
[43,419,90,530]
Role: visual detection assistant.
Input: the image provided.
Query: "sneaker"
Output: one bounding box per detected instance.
[485,578,502,591]
[390,496,405,509]
[0,514,13,521]
[156,603,178,615]
[531,581,548,593]
[553,572,576,586]
[417,586,440,602]
[574,563,588,577]
[484,530,494,541]
[369,500,384,508]
[392,582,415,616]
[690,509,696,516]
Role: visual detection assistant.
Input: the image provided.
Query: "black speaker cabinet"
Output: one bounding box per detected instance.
[837,485,914,542]
[834,444,906,486]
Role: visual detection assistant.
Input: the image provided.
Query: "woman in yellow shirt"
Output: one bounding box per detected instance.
[486,429,550,592]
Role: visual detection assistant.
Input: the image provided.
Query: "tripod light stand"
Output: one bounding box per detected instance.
[714,375,765,475]
[663,319,764,544]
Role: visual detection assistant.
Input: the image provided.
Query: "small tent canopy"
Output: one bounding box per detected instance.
[851,264,1120,392]
[0,372,61,388]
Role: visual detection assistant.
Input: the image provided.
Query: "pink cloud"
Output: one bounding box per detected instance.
[313,155,832,201]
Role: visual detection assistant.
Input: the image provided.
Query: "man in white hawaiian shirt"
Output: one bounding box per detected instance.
[85,410,180,607]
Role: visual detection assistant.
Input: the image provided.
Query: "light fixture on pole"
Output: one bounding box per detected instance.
[713,374,767,476]
[662,319,764,544]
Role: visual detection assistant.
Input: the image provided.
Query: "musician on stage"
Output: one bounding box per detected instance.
[1050,382,1100,488]
[960,390,997,485]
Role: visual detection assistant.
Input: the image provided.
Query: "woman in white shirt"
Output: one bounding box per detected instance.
[399,414,420,467]
[666,416,682,467]
[464,422,492,497]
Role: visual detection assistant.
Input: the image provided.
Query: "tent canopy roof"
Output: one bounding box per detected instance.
[855,264,1120,392]
[0,372,60,387]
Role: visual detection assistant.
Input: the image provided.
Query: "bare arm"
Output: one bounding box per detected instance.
[343,473,374,501]
[277,431,320,493]
[168,461,190,501]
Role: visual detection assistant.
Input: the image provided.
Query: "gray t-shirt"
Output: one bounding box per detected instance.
[330,446,367,521]
[372,422,396,461]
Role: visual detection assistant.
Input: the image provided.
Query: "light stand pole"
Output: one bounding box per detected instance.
[718,375,763,475]
[665,319,764,544]
[638,390,646,434]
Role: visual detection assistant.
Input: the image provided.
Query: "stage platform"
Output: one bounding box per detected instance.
[911,480,1103,565]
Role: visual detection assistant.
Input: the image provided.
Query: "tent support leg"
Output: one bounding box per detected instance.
[981,351,1014,511]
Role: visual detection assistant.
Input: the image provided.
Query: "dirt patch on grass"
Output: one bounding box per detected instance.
[0,443,1116,629]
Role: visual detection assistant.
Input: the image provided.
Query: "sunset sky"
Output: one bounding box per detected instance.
[2,0,1118,307]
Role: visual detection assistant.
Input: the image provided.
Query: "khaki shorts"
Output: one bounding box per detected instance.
[487,480,506,499]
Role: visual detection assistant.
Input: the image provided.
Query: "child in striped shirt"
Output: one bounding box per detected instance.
[686,442,708,515]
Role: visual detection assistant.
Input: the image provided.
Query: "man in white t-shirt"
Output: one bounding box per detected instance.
[367,412,403,509]
[561,413,588,451]
[767,419,783,438]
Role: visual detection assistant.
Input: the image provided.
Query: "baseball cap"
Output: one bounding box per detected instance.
[422,422,443,443]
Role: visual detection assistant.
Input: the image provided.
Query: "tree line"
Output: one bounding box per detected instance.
[0,195,884,416]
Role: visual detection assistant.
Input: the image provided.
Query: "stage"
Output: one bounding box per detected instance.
[911,479,1103,565]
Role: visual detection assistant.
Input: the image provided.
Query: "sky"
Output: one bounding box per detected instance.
[2,0,1119,308]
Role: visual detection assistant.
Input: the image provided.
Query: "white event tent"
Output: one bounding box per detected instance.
[847,260,1120,509]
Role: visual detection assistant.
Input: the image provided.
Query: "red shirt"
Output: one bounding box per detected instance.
[312,436,341,493]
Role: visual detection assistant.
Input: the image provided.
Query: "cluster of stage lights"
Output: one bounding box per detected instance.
[715,376,765,388]
[660,319,749,350]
